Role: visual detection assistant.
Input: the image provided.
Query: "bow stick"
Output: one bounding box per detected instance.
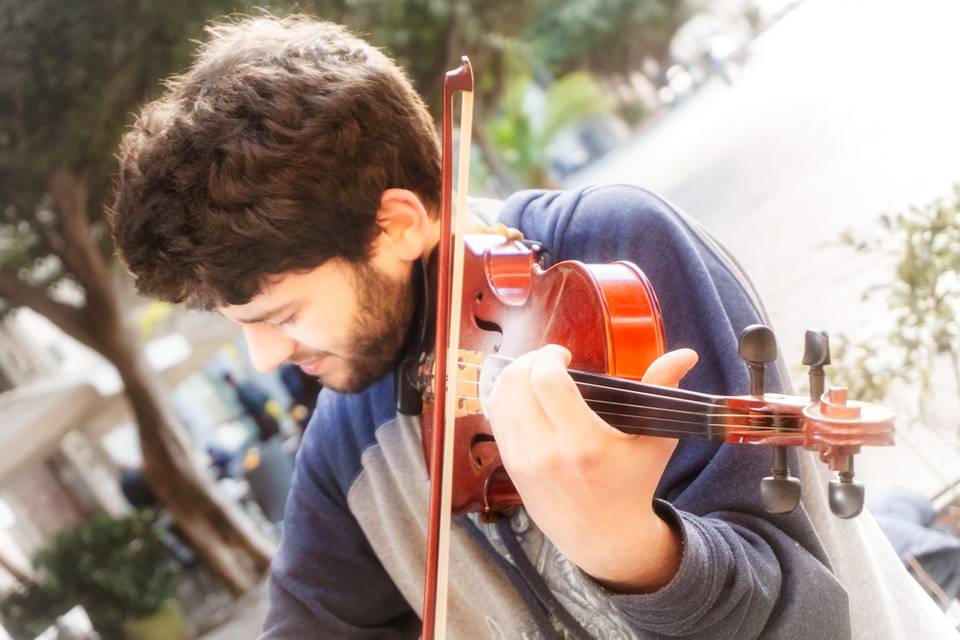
[422,56,474,640]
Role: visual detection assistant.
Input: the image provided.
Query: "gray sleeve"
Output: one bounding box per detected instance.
[562,497,850,640]
[259,414,419,639]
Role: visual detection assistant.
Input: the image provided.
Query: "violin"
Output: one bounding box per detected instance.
[417,232,896,517]
[410,57,895,639]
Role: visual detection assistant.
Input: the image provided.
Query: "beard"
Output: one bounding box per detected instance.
[321,261,414,393]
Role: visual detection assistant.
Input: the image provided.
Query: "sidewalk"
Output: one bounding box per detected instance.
[566,0,960,497]
[198,580,270,640]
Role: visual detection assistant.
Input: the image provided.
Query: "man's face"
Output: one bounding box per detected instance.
[220,257,414,393]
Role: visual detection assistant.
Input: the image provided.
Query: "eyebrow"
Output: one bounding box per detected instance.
[234,301,298,325]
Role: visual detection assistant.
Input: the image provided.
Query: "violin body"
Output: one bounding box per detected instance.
[419,233,666,518]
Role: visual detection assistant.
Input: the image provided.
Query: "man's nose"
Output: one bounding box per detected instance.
[241,323,294,372]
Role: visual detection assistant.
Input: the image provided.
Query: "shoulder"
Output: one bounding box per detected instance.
[498,185,690,262]
[297,373,398,496]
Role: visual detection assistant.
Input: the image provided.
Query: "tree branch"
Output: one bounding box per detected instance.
[0,268,100,353]
[6,191,66,259]
[472,102,520,197]
[48,167,115,310]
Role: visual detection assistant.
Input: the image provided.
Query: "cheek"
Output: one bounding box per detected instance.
[287,296,358,350]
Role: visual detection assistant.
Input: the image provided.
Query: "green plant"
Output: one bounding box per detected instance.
[0,581,63,639]
[0,511,178,639]
[832,185,960,425]
[489,70,615,187]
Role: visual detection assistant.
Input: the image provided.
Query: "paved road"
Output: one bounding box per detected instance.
[199,580,270,640]
[569,0,960,494]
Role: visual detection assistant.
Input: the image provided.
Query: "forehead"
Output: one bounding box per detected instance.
[219,260,355,321]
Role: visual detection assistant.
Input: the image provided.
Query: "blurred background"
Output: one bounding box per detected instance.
[1,0,959,637]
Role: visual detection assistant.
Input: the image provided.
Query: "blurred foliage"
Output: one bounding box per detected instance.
[0,582,59,640]
[530,0,693,77]
[833,185,960,421]
[490,71,615,187]
[296,0,691,102]
[0,2,285,594]
[297,0,537,104]
[295,0,692,190]
[0,511,177,639]
[1,0,235,245]
[0,0,268,319]
[0,0,696,291]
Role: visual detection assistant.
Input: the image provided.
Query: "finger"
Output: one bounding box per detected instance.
[529,345,599,438]
[487,350,553,471]
[640,348,699,388]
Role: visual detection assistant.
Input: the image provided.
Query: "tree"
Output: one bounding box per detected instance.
[293,1,694,194]
[489,71,616,188]
[529,0,694,79]
[0,0,274,594]
[299,0,537,194]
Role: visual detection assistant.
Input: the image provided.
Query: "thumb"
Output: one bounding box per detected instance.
[640,348,699,388]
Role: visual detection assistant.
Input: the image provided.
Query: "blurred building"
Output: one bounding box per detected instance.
[0,305,258,595]
[0,316,58,391]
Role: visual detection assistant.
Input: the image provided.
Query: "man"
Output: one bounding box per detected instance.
[279,362,322,421]
[223,371,281,442]
[110,15,850,639]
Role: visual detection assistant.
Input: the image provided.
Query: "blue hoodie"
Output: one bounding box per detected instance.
[260,185,850,639]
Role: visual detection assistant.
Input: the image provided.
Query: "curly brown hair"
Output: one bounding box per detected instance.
[110,15,440,309]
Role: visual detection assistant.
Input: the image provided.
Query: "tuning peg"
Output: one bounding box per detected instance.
[739,325,801,514]
[802,328,831,401]
[738,324,778,396]
[829,470,864,518]
[812,389,867,518]
[760,445,801,514]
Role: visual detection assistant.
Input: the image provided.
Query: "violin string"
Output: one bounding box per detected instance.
[583,397,789,422]
[590,408,801,432]
[597,421,798,439]
[452,375,779,421]
[451,395,802,433]
[595,418,797,438]
[450,403,800,437]
[453,360,733,410]
[453,380,782,422]
[446,359,807,434]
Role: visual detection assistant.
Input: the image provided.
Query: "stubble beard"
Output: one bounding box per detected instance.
[328,261,414,394]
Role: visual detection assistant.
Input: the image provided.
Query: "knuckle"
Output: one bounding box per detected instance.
[526,446,562,475]
[496,363,524,389]
[568,439,603,473]
[529,364,565,395]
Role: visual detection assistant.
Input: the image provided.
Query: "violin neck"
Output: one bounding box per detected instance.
[567,369,729,442]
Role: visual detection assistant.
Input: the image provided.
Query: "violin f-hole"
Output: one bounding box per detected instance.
[469,433,497,469]
[472,314,502,351]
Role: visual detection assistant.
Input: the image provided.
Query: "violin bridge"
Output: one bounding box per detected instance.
[455,349,484,417]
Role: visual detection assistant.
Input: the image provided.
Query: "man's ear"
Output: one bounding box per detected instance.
[374,189,431,262]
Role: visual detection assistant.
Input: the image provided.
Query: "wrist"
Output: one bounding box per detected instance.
[589,508,683,594]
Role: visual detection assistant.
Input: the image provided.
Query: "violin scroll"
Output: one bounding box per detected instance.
[739,325,896,519]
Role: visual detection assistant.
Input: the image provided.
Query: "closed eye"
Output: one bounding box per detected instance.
[272,305,302,327]
[275,312,298,326]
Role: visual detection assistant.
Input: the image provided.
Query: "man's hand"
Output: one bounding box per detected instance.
[486,345,698,593]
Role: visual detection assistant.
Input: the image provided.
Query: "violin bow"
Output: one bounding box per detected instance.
[422,56,474,640]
